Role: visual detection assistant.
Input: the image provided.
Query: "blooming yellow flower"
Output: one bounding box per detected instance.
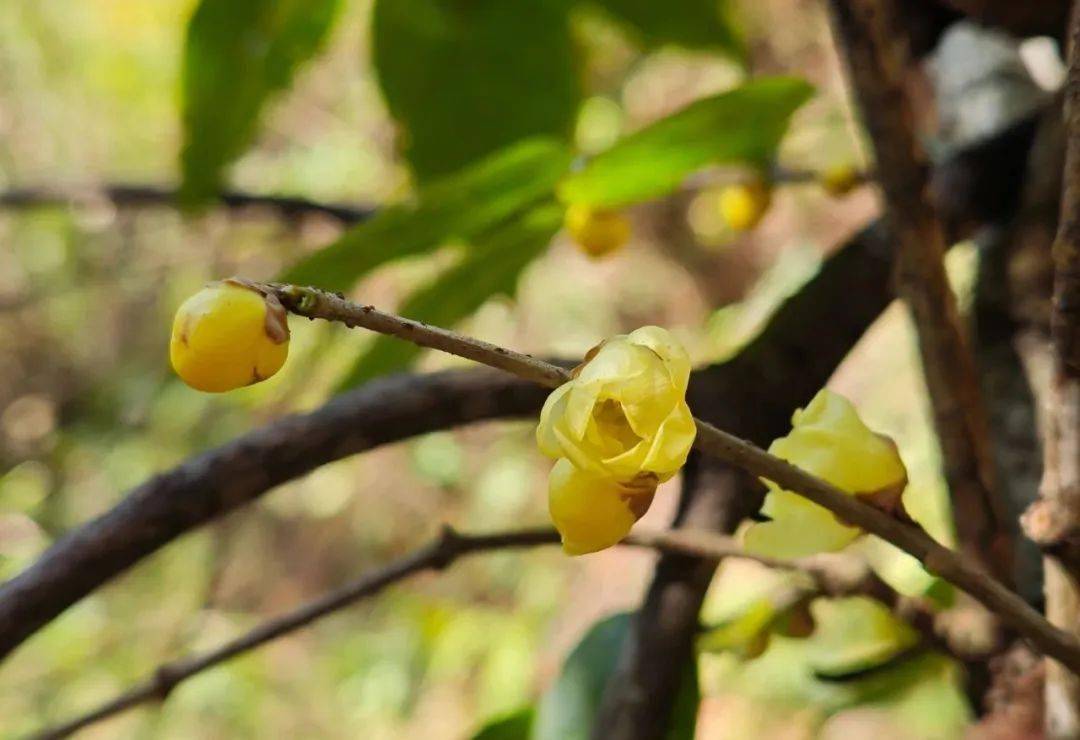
[537,326,696,483]
[548,458,656,555]
[170,280,290,393]
[565,203,631,258]
[718,177,772,232]
[743,389,907,559]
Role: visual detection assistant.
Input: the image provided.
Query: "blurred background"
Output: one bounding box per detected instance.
[0,0,1059,737]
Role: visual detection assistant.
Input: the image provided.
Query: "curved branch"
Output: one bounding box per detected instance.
[0,369,548,660]
[266,282,1080,672]
[21,525,903,740]
[0,184,373,224]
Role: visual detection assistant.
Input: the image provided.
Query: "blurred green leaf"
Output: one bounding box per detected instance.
[558,77,813,208]
[698,599,782,659]
[284,138,572,291]
[180,0,340,204]
[807,597,920,680]
[410,432,465,487]
[470,707,536,740]
[372,0,580,180]
[535,612,698,740]
[588,0,743,57]
[337,202,564,388]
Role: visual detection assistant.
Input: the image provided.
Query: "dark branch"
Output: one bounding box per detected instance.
[828,0,1012,584]
[0,184,374,224]
[0,369,548,660]
[22,524,930,740]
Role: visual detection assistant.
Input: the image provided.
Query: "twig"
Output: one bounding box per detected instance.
[266,282,1080,673]
[0,227,898,664]
[1021,7,1080,736]
[20,525,909,740]
[826,0,1012,584]
[0,369,548,661]
[0,185,373,224]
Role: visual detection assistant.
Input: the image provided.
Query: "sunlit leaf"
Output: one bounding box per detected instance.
[558,77,813,208]
[180,0,341,204]
[372,0,580,180]
[336,202,564,388]
[471,707,536,740]
[589,0,743,57]
[807,597,919,680]
[535,612,698,740]
[283,139,571,292]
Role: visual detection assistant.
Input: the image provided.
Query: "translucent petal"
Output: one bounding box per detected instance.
[548,458,642,555]
[641,401,697,480]
[536,383,573,459]
[627,326,691,392]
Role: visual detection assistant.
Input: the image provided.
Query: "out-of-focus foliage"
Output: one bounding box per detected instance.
[534,612,698,740]
[471,706,537,740]
[372,0,580,181]
[558,77,812,207]
[587,0,743,56]
[340,202,565,386]
[283,138,572,291]
[181,0,341,204]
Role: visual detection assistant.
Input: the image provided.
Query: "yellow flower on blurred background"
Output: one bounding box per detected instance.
[547,459,655,555]
[537,326,696,554]
[537,326,696,483]
[818,162,861,197]
[564,203,631,258]
[743,389,907,559]
[718,176,772,232]
[170,280,290,393]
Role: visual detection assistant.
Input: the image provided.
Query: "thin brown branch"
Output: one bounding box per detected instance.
[0,226,895,665]
[20,525,909,740]
[1020,7,1080,736]
[269,282,1080,673]
[826,0,1012,585]
[0,369,549,661]
[0,184,373,224]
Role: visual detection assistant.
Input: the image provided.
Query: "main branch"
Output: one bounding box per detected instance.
[826,0,1011,584]
[265,283,1080,672]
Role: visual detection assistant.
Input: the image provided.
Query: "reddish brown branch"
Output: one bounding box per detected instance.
[0,369,549,661]
[827,0,1012,584]
[1022,7,1080,736]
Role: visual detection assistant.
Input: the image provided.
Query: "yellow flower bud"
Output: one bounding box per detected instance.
[565,203,631,258]
[170,280,290,393]
[537,326,696,482]
[743,389,907,559]
[818,162,861,197]
[718,177,772,232]
[548,458,655,555]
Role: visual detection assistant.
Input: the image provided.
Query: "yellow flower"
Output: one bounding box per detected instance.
[537,326,696,483]
[170,280,290,393]
[718,177,772,232]
[565,203,631,258]
[548,458,656,555]
[743,389,907,559]
[818,162,861,197]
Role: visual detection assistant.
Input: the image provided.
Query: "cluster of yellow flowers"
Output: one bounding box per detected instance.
[170,280,290,392]
[536,327,697,554]
[743,389,908,559]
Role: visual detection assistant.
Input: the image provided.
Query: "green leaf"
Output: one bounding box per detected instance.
[283,138,572,292]
[470,707,536,740]
[534,613,698,740]
[558,77,813,208]
[589,0,743,57]
[180,0,340,204]
[372,0,581,180]
[336,202,564,389]
[807,597,920,680]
